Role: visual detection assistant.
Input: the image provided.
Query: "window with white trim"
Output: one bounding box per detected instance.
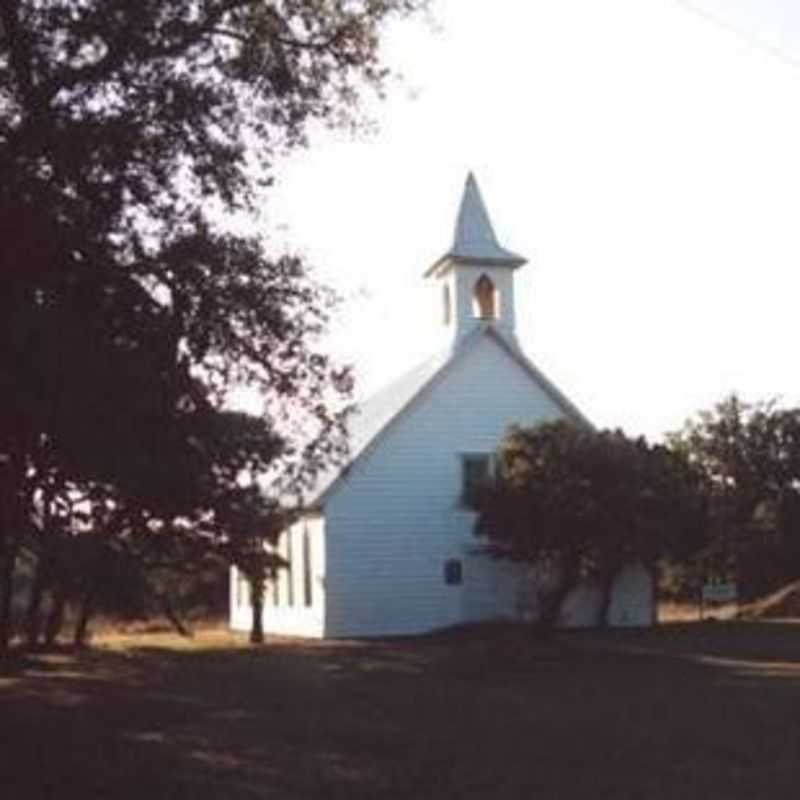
[461,453,494,509]
[302,525,313,607]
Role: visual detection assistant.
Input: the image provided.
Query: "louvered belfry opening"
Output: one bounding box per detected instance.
[473,274,497,320]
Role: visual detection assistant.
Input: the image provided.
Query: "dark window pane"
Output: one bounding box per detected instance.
[462,454,491,508]
[287,532,294,608]
[444,559,463,585]
[303,527,313,607]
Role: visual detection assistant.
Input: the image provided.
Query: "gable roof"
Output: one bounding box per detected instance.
[307,326,590,509]
[426,173,526,276]
[304,349,450,508]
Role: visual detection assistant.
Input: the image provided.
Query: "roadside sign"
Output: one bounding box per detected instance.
[701,583,737,604]
[699,581,738,620]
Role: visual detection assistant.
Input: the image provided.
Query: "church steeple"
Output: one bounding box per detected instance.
[426,174,527,342]
[448,172,526,267]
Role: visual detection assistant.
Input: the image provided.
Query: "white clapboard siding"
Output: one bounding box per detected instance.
[557,563,656,628]
[229,516,326,638]
[323,331,566,637]
[229,172,656,638]
[607,563,656,627]
[320,332,654,637]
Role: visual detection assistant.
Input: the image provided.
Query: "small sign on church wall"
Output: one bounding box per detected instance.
[444,559,463,586]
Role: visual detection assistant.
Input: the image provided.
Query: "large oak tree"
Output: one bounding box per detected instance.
[0,0,424,650]
[669,395,800,598]
[476,421,705,630]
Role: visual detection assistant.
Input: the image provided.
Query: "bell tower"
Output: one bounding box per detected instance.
[425,173,526,343]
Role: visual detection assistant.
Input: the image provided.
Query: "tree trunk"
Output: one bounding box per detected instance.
[73,589,96,648]
[159,593,193,638]
[0,462,25,655]
[24,557,48,648]
[73,544,111,649]
[597,568,617,628]
[0,543,18,654]
[249,573,265,645]
[537,557,581,635]
[43,590,66,648]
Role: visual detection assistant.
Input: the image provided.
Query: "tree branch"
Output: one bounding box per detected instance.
[1,1,36,104]
[40,0,259,105]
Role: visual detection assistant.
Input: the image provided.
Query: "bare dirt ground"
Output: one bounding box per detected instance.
[3,622,800,799]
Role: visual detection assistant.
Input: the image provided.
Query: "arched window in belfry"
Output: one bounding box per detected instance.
[473,274,497,320]
[443,284,452,326]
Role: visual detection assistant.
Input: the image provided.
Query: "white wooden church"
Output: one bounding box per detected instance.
[230,175,654,638]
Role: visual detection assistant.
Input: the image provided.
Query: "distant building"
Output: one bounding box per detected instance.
[231,174,654,637]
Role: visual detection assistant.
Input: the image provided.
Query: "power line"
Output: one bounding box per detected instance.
[672,0,800,69]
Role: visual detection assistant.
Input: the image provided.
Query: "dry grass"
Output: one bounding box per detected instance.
[3,622,800,799]
[659,600,740,622]
[659,581,800,623]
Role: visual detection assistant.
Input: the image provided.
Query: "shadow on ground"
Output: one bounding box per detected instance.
[3,623,800,799]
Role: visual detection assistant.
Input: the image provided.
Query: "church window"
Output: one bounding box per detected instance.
[473,274,497,320]
[461,453,493,509]
[272,565,280,607]
[236,570,250,608]
[443,284,451,326]
[302,525,313,607]
[286,530,295,608]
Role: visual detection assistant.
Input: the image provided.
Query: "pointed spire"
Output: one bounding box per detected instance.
[426,173,526,276]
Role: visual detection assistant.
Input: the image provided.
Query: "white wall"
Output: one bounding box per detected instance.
[606,562,655,627]
[323,331,566,637]
[558,563,655,628]
[230,329,655,639]
[229,515,327,638]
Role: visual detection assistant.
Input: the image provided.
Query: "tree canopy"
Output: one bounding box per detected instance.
[668,394,800,598]
[0,0,425,649]
[476,421,705,629]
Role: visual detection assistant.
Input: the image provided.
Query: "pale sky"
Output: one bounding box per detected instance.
[256,0,800,441]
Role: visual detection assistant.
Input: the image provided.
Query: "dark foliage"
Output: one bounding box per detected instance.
[0,0,424,649]
[476,421,705,629]
[668,395,800,599]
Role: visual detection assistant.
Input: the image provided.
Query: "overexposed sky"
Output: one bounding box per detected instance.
[258,0,800,440]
